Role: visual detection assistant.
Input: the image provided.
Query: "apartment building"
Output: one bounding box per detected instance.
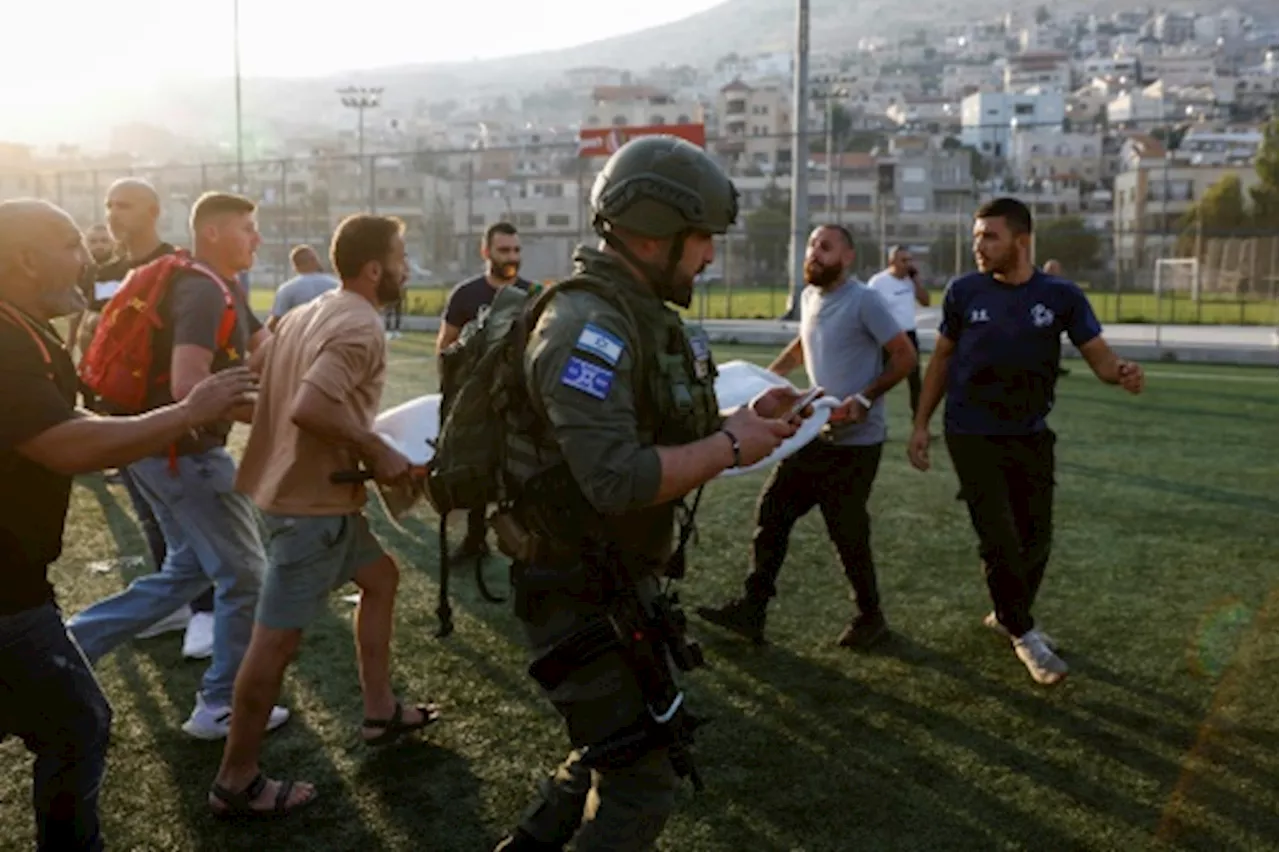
[1009,131,1106,186]
[961,90,1067,158]
[1004,51,1073,93]
[942,63,1001,98]
[583,85,704,129]
[450,174,588,280]
[714,78,792,175]
[1112,161,1263,267]
[1139,52,1218,88]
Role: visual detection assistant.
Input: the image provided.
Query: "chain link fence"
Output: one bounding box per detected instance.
[3,128,1275,326]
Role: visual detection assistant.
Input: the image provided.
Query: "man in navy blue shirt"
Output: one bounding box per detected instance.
[908,197,1144,686]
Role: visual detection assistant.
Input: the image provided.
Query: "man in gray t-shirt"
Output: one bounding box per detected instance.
[697,224,916,649]
[267,245,339,331]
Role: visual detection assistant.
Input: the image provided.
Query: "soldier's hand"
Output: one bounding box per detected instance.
[723,405,799,468]
[749,386,819,421]
[180,367,258,426]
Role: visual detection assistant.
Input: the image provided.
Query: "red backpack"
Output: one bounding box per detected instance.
[79,249,238,413]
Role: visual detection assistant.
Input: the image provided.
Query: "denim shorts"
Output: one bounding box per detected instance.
[256,512,386,630]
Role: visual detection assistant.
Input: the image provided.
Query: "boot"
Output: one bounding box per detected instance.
[695,596,768,644]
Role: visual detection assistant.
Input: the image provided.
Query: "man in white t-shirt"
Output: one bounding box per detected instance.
[867,245,930,416]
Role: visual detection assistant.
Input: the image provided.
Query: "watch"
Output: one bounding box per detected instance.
[720,428,742,468]
[854,392,873,409]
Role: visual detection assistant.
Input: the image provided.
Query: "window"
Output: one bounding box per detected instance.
[514,212,537,228]
[468,214,485,226]
[901,196,926,212]
[546,213,571,227]
[902,166,926,183]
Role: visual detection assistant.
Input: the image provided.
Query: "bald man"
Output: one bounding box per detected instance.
[90,178,220,656]
[266,244,338,332]
[0,198,257,852]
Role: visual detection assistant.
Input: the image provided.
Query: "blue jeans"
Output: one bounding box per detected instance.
[68,448,267,706]
[118,466,214,614]
[0,603,112,852]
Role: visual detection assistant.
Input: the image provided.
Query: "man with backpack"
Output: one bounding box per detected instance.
[0,198,258,852]
[68,191,290,741]
[87,178,219,659]
[435,221,531,564]
[206,213,437,819]
[453,135,807,852]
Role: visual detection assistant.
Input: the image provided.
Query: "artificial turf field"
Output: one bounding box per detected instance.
[2,335,1276,852]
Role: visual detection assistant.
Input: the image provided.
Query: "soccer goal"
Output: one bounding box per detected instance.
[1154,257,1201,303]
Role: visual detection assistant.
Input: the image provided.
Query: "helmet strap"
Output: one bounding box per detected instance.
[598,223,690,305]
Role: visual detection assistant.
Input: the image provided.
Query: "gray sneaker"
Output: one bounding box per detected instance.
[1013,630,1068,685]
[984,611,1057,651]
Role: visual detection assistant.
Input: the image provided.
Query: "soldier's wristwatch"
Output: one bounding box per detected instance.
[720,428,742,468]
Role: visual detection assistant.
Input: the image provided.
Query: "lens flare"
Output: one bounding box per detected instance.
[1187,598,1253,679]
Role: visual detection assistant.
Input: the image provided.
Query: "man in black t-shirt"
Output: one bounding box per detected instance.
[0,198,255,852]
[67,192,291,742]
[435,222,532,561]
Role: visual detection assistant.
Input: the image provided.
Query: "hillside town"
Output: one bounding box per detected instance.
[1,5,1276,291]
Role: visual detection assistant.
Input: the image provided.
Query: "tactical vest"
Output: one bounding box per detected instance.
[502,261,720,562]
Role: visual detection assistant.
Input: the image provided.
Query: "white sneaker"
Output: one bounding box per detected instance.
[983,611,1057,651]
[181,692,291,741]
[135,607,191,640]
[182,612,215,660]
[1013,630,1069,685]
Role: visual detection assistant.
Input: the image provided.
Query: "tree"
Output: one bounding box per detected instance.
[1035,5,1050,24]
[1249,117,1278,230]
[745,182,791,283]
[1181,173,1251,235]
[1036,216,1101,269]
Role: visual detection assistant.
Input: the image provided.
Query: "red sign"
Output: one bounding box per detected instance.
[577,123,706,158]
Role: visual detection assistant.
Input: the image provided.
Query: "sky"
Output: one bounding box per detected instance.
[0,0,725,118]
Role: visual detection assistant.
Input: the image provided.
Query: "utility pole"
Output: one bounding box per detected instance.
[783,0,810,321]
[233,0,244,190]
[338,86,383,210]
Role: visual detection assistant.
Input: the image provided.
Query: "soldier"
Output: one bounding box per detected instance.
[490,136,809,850]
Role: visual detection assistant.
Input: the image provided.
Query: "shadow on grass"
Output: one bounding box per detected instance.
[83,481,490,851]
[1056,462,1278,515]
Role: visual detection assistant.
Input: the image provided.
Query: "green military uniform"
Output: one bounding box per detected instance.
[494,135,739,852]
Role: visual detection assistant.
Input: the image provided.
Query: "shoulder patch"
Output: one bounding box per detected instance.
[574,322,625,366]
[560,355,615,401]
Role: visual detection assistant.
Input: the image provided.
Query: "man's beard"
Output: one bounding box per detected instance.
[490,260,519,281]
[376,269,404,306]
[804,261,843,289]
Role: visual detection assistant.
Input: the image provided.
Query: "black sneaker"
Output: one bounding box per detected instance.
[836,611,889,650]
[695,597,767,645]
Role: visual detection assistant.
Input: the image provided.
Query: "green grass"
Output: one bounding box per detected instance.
[249,286,1280,326]
[5,334,1277,851]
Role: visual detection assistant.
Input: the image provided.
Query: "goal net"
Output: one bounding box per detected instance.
[1154,257,1201,303]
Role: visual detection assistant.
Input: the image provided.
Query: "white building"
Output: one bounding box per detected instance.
[1004,51,1073,93]
[960,90,1066,158]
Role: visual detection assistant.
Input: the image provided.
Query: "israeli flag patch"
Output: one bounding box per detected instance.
[574,323,625,366]
[560,355,615,401]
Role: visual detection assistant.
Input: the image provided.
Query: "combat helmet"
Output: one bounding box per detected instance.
[589,135,739,305]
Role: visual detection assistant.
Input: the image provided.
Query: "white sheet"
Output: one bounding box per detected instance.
[370,359,830,480]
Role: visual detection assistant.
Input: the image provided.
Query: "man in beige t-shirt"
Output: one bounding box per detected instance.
[208,214,439,820]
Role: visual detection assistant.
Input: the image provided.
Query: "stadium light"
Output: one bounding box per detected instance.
[338,86,384,209]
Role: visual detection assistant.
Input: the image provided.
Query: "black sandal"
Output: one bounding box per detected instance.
[208,772,317,820]
[362,700,441,747]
